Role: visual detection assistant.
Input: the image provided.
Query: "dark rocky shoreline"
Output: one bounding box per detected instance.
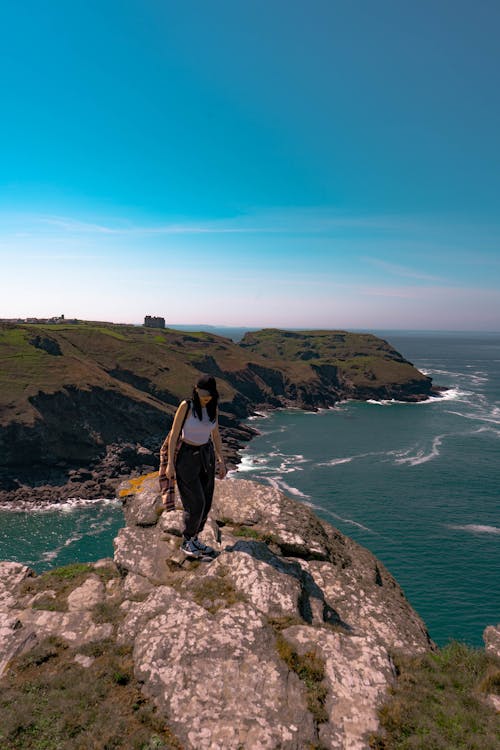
[0,390,446,509]
[0,418,257,508]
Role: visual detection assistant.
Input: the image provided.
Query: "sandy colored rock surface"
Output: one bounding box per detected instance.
[111,476,434,749]
[1,477,442,748]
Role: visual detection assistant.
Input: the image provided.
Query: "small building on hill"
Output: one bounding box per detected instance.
[144,315,166,329]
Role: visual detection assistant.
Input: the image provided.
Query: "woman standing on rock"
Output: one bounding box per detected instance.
[159,375,227,558]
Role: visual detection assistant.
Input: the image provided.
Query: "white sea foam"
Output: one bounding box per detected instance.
[0,496,120,513]
[475,426,500,438]
[277,479,310,498]
[447,524,500,535]
[265,476,310,499]
[393,434,445,466]
[364,387,469,407]
[430,387,468,402]
[320,507,376,534]
[41,530,85,562]
[38,508,119,564]
[322,457,354,466]
[317,450,386,467]
[247,411,272,421]
[470,372,489,384]
[421,367,465,379]
[418,365,488,388]
[237,448,309,476]
[447,408,500,427]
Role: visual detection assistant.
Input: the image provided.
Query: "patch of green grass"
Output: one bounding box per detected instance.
[274,632,328,725]
[232,524,279,545]
[0,326,29,347]
[369,641,500,750]
[23,564,95,612]
[0,635,183,750]
[23,563,120,613]
[188,575,247,614]
[94,326,128,340]
[42,563,94,581]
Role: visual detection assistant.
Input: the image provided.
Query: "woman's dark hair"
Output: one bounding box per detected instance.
[191,375,218,422]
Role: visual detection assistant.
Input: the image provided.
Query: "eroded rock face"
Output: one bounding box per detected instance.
[0,562,37,677]
[1,478,436,749]
[111,476,433,750]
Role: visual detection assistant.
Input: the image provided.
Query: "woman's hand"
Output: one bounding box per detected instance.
[216,458,227,479]
[166,462,175,479]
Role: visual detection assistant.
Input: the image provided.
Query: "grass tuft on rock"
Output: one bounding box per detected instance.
[189,575,247,614]
[369,641,500,750]
[275,632,328,725]
[41,562,94,580]
[231,524,279,545]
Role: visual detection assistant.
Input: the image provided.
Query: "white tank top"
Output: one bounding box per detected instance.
[182,405,215,445]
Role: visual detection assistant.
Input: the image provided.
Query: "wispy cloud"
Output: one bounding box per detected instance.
[2,207,498,246]
[363,257,443,282]
[36,207,437,237]
[23,254,104,260]
[42,217,120,234]
[40,215,264,236]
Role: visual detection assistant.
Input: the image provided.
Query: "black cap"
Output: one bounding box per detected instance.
[196,375,218,398]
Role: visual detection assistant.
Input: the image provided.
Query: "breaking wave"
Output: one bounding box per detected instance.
[447,524,500,536]
[0,496,120,513]
[392,435,446,467]
[40,511,118,562]
[365,386,468,407]
[265,477,310,499]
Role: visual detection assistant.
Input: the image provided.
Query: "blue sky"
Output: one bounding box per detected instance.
[1,0,499,330]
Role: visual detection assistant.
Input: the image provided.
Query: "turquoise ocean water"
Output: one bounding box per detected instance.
[0,331,498,646]
[236,332,500,647]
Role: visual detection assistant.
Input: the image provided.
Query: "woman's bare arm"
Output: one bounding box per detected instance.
[211,417,227,478]
[165,400,189,478]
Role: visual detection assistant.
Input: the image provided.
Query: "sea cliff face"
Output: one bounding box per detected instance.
[0,323,439,505]
[0,476,435,749]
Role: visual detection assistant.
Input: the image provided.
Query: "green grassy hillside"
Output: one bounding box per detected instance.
[0,322,435,476]
[0,323,246,426]
[0,323,431,427]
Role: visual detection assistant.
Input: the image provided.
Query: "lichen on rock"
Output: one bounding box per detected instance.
[0,476,440,749]
[110,476,434,749]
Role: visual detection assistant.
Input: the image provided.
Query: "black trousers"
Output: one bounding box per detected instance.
[175,441,215,540]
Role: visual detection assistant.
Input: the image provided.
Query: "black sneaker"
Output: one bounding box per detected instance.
[181,538,202,558]
[192,537,216,556]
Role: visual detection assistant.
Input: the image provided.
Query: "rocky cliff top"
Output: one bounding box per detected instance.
[0,475,443,749]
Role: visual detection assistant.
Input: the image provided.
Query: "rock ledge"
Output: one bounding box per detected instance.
[1,476,440,749]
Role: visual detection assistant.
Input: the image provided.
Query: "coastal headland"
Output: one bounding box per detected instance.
[0,322,441,505]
